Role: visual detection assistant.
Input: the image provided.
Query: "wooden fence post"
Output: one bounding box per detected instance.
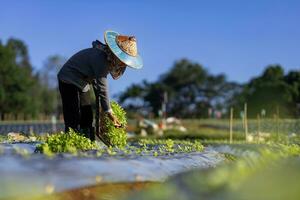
[244,103,248,142]
[276,106,280,140]
[229,107,233,144]
[257,114,261,143]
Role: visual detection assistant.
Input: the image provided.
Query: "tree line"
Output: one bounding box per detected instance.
[0,38,299,120]
[0,38,64,120]
[118,59,300,118]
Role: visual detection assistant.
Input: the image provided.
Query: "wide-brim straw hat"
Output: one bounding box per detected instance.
[104,30,143,69]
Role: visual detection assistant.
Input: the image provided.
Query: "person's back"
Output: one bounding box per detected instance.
[58,47,109,91]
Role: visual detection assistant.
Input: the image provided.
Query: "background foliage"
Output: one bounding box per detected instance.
[0,37,299,119]
[0,38,65,120]
[119,60,300,118]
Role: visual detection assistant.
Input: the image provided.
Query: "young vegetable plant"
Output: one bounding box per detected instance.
[35,128,98,155]
[100,101,127,148]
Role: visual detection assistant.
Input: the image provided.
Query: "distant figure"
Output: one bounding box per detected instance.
[137,117,163,136]
[57,30,143,140]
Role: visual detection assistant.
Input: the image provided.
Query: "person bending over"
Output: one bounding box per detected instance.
[57,30,143,140]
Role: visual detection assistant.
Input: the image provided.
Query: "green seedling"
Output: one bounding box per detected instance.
[106,147,117,155]
[0,135,7,143]
[100,101,128,148]
[35,128,98,155]
[137,138,205,154]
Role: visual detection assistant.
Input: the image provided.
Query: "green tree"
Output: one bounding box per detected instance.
[284,70,300,115]
[0,38,64,119]
[39,55,65,116]
[231,65,297,117]
[0,39,37,118]
[119,59,236,118]
[0,40,19,118]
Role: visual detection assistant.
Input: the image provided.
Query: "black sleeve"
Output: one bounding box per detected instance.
[89,48,111,113]
[92,77,111,112]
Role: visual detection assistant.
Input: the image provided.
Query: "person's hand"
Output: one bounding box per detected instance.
[107,112,122,128]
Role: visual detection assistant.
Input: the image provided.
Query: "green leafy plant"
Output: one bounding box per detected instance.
[137,139,204,154]
[35,128,98,156]
[100,101,127,148]
[0,135,7,143]
[165,139,175,153]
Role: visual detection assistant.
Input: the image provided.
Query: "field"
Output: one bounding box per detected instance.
[0,118,300,200]
[1,1,299,199]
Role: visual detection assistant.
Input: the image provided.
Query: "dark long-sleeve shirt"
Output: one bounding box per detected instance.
[57,48,111,112]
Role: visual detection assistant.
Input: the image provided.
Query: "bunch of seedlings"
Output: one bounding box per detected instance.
[35,101,127,155]
[132,139,205,156]
[99,101,127,148]
[35,128,98,156]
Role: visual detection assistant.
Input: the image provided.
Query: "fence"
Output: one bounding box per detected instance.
[196,118,300,135]
[0,118,299,136]
[0,121,64,135]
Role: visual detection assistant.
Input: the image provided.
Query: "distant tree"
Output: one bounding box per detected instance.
[143,82,168,116]
[119,61,299,118]
[119,82,147,105]
[40,55,65,89]
[6,38,31,68]
[0,39,41,119]
[284,70,300,115]
[0,38,66,120]
[231,65,298,117]
[159,59,208,117]
[119,59,237,118]
[0,40,18,118]
[118,80,151,117]
[39,55,65,116]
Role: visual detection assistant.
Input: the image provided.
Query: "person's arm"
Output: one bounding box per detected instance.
[94,77,110,112]
[90,48,121,127]
[92,78,121,127]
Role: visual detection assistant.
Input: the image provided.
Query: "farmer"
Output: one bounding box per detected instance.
[57,30,143,140]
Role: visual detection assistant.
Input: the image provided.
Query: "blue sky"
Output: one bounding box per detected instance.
[1,0,299,97]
